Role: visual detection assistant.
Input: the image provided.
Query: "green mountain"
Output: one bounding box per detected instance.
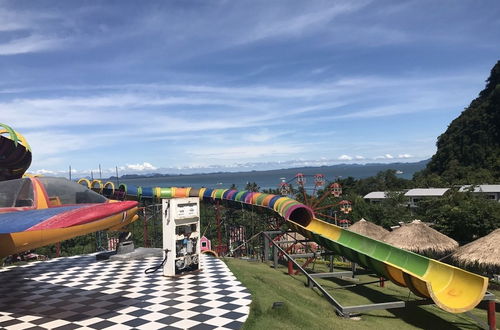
[418,61,500,184]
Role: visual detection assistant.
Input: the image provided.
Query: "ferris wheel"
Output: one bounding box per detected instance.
[278,173,353,226]
[278,177,291,196]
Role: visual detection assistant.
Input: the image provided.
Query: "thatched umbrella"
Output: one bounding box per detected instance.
[449,228,500,274]
[383,219,458,258]
[348,218,389,241]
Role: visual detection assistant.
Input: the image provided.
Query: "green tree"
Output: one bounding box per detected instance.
[419,60,500,184]
[245,182,260,192]
[353,169,412,196]
[349,191,411,229]
[414,189,500,244]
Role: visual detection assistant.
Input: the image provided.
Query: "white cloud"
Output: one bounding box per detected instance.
[0,6,73,55]
[125,162,158,171]
[374,154,394,160]
[130,1,371,60]
[32,169,57,175]
[0,8,56,32]
[338,155,353,161]
[1,88,288,131]
[324,25,411,47]
[243,129,287,143]
[189,144,304,161]
[245,134,273,143]
[0,1,490,177]
[0,11,27,32]
[2,70,479,137]
[242,3,366,44]
[26,130,92,157]
[1,70,471,175]
[0,34,67,55]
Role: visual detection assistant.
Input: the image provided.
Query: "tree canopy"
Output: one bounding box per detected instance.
[418,60,500,184]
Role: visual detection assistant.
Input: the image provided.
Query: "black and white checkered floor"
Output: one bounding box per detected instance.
[0,253,251,329]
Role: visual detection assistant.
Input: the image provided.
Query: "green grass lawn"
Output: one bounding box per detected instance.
[224,258,499,330]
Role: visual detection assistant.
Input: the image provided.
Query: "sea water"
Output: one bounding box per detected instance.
[113,162,426,191]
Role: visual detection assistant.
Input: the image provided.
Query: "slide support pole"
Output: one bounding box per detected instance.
[488,300,496,330]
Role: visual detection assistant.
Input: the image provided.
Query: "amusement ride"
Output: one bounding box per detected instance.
[279,173,353,228]
[0,122,496,326]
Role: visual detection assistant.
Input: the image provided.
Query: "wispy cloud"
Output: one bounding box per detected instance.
[0,1,496,175]
[1,67,483,174]
[188,144,305,161]
[27,130,93,157]
[0,34,67,55]
[243,129,284,143]
[121,0,372,61]
[2,71,480,130]
[0,6,72,55]
[0,9,30,32]
[240,2,368,44]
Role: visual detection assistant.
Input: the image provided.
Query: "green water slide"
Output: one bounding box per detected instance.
[98,184,489,314]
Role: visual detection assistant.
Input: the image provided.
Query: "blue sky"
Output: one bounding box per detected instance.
[1,0,499,177]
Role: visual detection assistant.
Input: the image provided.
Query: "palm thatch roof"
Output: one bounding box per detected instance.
[383,219,458,258]
[449,228,500,274]
[348,218,389,241]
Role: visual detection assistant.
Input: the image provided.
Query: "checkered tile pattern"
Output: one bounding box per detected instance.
[0,253,251,329]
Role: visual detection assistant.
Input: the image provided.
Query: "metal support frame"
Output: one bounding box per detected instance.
[263,235,270,262]
[273,240,278,269]
[288,253,321,258]
[307,272,353,288]
[276,240,312,244]
[141,202,163,248]
[487,300,496,330]
[263,231,348,316]
[262,230,497,328]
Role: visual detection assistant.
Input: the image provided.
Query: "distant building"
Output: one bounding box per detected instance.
[365,186,499,208]
[459,185,500,202]
[363,191,388,203]
[404,188,450,208]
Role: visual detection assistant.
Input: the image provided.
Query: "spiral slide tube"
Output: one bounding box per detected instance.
[85,182,488,313]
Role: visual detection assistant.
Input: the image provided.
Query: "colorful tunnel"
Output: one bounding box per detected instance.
[84,182,488,314]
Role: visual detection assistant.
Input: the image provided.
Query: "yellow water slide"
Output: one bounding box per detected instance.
[112,185,488,314]
[287,217,488,314]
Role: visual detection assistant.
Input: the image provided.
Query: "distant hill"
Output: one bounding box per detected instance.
[107,160,429,185]
[420,61,500,184]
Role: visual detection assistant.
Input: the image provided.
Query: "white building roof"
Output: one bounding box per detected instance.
[364,191,387,199]
[459,185,500,193]
[404,188,449,197]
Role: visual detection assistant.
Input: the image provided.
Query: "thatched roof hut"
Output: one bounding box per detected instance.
[348,218,389,241]
[449,228,500,274]
[383,219,458,258]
